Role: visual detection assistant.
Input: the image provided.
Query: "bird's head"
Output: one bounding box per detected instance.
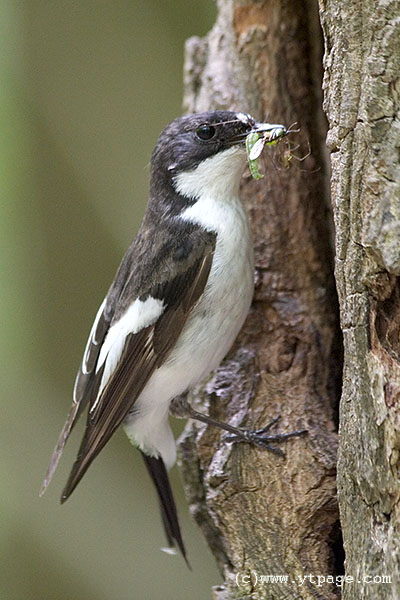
[149,111,284,212]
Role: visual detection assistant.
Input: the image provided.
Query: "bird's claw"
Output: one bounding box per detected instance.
[224,416,307,458]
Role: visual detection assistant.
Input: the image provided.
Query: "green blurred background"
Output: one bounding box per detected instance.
[0,1,221,598]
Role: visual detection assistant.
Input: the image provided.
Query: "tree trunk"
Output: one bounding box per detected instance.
[178,1,342,598]
[318,2,400,599]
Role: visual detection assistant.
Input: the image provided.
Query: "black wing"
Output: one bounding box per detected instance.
[39,252,133,497]
[40,217,215,497]
[60,247,214,501]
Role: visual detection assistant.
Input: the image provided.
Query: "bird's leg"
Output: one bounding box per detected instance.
[170,396,307,457]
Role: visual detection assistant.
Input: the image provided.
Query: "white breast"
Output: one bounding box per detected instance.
[171,192,254,379]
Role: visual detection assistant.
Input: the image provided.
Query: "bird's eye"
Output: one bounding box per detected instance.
[195,124,216,141]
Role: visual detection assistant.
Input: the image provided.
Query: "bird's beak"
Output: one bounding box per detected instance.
[251,121,287,143]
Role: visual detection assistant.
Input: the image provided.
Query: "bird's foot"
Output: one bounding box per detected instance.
[172,400,307,458]
[224,416,307,457]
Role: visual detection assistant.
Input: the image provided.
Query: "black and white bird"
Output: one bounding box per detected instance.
[41,110,303,562]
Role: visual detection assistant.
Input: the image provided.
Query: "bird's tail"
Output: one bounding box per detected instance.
[141,452,189,567]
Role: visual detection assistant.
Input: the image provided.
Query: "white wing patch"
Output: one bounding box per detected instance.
[94,296,165,402]
[81,298,107,376]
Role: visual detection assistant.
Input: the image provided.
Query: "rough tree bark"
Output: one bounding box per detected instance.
[319,2,400,599]
[177,1,342,598]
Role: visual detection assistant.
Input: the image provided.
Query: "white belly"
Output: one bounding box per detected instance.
[167,196,254,383]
